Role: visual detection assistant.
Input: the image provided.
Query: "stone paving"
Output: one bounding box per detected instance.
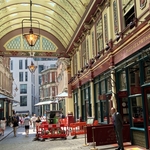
[0,126,147,150]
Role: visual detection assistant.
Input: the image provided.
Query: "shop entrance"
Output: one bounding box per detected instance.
[144,87,150,148]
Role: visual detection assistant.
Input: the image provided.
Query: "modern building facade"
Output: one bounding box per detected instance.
[10,57,57,116]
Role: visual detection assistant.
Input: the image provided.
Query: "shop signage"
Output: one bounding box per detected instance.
[114,29,150,64]
[131,86,141,94]
[118,91,127,97]
[98,95,106,100]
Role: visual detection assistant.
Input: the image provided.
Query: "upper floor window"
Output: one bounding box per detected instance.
[11,60,13,70]
[20,84,27,94]
[25,59,28,69]
[19,60,23,69]
[81,39,86,67]
[20,96,27,106]
[122,0,135,28]
[96,18,103,53]
[25,72,28,81]
[19,72,23,82]
[73,54,77,75]
[39,65,44,73]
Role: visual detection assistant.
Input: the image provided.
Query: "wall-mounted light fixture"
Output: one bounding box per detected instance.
[116,33,120,42]
[105,43,110,51]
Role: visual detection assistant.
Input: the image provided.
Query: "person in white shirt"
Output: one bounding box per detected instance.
[24,114,32,137]
[0,117,6,136]
[31,114,37,132]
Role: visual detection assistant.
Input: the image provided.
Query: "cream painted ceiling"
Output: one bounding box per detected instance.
[0,0,91,57]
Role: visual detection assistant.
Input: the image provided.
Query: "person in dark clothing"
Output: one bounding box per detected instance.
[12,114,19,137]
[111,107,124,150]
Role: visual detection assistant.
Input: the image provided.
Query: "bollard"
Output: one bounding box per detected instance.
[90,127,98,150]
[83,126,89,146]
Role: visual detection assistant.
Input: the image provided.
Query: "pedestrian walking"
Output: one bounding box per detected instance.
[0,117,7,136]
[12,114,19,137]
[24,114,32,137]
[31,114,37,132]
[111,107,124,150]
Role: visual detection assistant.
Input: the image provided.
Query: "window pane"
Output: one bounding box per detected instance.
[19,60,23,69]
[20,84,27,94]
[25,59,28,69]
[25,72,28,81]
[39,65,44,73]
[11,60,13,70]
[131,96,144,128]
[20,96,27,106]
[19,72,23,82]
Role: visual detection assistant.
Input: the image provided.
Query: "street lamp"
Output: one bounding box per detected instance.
[27,61,37,73]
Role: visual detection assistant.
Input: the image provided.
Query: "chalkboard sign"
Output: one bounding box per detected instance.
[87,117,94,125]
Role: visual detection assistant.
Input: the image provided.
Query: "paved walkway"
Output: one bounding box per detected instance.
[0,126,148,150]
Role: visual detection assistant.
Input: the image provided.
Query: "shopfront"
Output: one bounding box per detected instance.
[81,82,91,121]
[114,45,150,148]
[0,100,4,119]
[94,72,113,124]
[73,90,79,121]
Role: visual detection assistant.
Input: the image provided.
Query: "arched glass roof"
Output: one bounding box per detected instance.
[0,0,90,52]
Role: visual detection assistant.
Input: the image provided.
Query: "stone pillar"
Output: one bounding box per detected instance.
[4,101,6,118]
[66,67,74,115]
[78,88,82,118]
[42,105,43,116]
[9,102,12,116]
[90,81,95,118]
[111,69,117,109]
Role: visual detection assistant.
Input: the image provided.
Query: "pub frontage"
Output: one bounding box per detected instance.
[70,1,150,148]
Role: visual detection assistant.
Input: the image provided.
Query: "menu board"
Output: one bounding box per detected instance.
[87,117,94,125]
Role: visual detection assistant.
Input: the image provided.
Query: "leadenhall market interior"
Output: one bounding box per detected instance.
[0,0,150,149]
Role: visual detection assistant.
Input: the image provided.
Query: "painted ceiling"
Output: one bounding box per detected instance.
[0,0,92,58]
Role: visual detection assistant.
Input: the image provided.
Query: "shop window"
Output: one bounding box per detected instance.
[52,103,56,110]
[129,64,140,95]
[100,80,105,94]
[101,100,107,123]
[122,0,135,28]
[106,77,112,92]
[122,98,129,123]
[119,71,127,90]
[144,61,150,83]
[130,96,144,128]
[146,94,150,125]
[97,102,101,123]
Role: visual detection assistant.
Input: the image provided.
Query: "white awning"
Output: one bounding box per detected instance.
[34,100,58,106]
[55,92,68,97]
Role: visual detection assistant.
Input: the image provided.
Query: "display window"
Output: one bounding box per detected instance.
[144,61,150,83]
[130,96,144,128]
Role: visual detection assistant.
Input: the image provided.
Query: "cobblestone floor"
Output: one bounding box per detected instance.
[0,127,146,150]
